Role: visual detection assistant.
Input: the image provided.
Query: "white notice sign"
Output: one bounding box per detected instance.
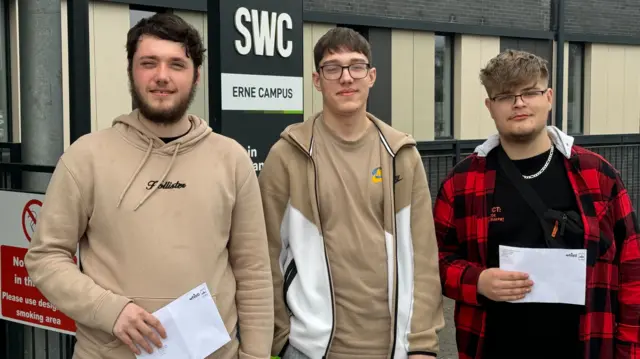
[221,73,303,112]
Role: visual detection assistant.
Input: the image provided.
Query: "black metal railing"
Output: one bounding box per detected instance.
[0,144,70,359]
[418,134,640,212]
[1,133,639,359]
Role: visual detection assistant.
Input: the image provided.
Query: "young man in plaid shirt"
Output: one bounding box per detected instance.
[434,49,640,359]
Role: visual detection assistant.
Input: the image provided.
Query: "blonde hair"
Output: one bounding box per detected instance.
[479,49,549,96]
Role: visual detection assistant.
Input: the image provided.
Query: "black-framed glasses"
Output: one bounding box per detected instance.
[491,88,549,104]
[319,63,371,80]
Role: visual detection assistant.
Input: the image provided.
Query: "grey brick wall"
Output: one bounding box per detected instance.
[565,0,640,37]
[304,0,553,31]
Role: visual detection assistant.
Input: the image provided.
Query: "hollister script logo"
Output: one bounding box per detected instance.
[146,180,187,190]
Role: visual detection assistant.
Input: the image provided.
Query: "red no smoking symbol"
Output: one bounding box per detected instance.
[22,199,42,243]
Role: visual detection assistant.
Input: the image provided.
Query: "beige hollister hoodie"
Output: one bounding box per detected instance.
[24,110,274,359]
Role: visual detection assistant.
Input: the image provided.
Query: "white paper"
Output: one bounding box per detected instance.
[499,245,587,305]
[136,283,231,359]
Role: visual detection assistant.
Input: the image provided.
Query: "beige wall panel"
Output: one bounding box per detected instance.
[173,10,209,122]
[622,46,640,133]
[391,29,414,135]
[303,23,335,119]
[453,35,500,140]
[303,23,314,120]
[391,30,435,141]
[584,43,640,134]
[89,1,131,131]
[9,0,20,142]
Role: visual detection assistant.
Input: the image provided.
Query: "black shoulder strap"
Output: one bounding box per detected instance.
[496,146,554,246]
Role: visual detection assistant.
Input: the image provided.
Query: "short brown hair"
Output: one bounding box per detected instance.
[479,49,549,96]
[126,13,206,75]
[313,27,372,71]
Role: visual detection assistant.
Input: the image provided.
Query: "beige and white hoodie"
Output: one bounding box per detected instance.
[24,110,274,359]
[259,112,445,359]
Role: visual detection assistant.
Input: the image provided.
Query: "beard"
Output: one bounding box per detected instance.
[129,78,197,125]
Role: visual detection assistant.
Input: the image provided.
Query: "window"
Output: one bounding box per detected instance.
[500,37,554,82]
[130,8,158,27]
[0,1,9,142]
[567,42,584,135]
[337,24,369,40]
[500,37,554,124]
[435,35,453,138]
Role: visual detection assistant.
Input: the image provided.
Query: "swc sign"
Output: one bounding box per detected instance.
[210,0,303,176]
[234,8,293,58]
[0,190,77,334]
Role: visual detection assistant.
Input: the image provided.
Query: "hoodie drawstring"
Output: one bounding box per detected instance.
[133,142,180,211]
[117,140,153,208]
[116,140,181,211]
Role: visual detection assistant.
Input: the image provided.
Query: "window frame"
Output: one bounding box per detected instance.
[566,41,585,135]
[0,0,12,143]
[434,32,454,140]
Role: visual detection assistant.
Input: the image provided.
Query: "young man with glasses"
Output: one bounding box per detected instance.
[259,27,445,359]
[434,49,640,359]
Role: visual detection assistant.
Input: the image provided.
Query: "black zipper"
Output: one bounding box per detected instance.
[283,259,298,314]
[389,156,399,359]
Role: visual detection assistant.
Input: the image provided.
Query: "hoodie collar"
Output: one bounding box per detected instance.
[282,111,416,157]
[112,109,212,211]
[473,125,574,159]
[112,109,212,155]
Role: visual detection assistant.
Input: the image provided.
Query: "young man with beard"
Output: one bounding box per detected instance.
[434,49,640,359]
[259,27,445,359]
[24,13,274,359]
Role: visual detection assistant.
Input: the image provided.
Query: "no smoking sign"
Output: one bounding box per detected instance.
[21,199,42,243]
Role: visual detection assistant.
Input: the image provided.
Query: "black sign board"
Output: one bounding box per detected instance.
[208,0,304,173]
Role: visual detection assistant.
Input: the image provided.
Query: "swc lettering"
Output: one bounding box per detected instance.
[146,180,187,190]
[234,7,293,58]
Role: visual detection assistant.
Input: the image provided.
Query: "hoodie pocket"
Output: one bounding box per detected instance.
[283,259,298,314]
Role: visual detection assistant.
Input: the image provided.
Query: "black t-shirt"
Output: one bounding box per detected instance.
[482,145,585,359]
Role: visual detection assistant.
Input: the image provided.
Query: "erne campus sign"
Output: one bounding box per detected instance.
[208,0,304,173]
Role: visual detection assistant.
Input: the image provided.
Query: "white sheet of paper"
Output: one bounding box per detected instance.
[136,283,231,359]
[499,245,587,305]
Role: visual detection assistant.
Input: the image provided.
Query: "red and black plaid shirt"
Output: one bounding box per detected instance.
[434,144,640,359]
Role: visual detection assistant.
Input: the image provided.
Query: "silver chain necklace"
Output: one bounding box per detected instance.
[523,145,554,180]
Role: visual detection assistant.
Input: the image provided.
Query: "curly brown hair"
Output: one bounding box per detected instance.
[479,49,549,97]
[126,13,206,77]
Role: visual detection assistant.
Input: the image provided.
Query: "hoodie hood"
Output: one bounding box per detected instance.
[281,111,417,157]
[111,109,212,210]
[473,125,574,159]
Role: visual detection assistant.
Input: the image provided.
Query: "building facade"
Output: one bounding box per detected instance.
[1,0,639,358]
[2,0,640,149]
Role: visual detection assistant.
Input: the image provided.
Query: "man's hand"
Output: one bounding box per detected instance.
[408,354,436,358]
[477,268,533,302]
[112,303,167,355]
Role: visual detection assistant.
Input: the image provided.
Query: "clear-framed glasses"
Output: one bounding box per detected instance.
[491,88,549,105]
[319,63,371,80]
